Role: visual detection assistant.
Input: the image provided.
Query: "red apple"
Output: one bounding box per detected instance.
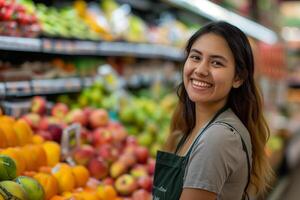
[96,144,119,164]
[51,103,69,120]
[115,174,138,196]
[47,124,63,143]
[89,109,109,128]
[31,96,47,115]
[38,117,50,130]
[66,108,87,126]
[111,127,128,143]
[81,127,92,144]
[119,153,137,168]
[103,177,114,185]
[123,145,136,155]
[22,113,41,129]
[88,157,109,179]
[73,145,95,166]
[83,107,93,117]
[134,146,149,164]
[147,158,156,175]
[132,189,151,200]
[137,176,152,192]
[126,136,138,146]
[37,130,53,141]
[93,128,113,147]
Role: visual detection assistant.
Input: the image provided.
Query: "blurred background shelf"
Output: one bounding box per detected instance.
[0,36,184,60]
[0,76,95,98]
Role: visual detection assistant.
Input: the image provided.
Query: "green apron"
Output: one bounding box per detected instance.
[152,106,250,200]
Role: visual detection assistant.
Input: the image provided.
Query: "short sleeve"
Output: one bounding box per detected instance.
[183,124,243,194]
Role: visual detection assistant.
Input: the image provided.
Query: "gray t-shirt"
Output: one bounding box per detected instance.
[183,108,252,200]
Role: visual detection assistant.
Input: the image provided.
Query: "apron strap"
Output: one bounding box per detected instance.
[175,134,188,155]
[184,105,229,158]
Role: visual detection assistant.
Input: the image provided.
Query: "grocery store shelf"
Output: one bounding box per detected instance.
[0,36,184,61]
[97,42,184,60]
[0,36,41,52]
[164,0,279,44]
[0,77,94,98]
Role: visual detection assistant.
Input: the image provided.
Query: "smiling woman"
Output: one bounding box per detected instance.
[152,21,273,200]
[183,33,242,108]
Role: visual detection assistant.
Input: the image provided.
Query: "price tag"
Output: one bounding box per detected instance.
[5,81,31,96]
[75,41,98,54]
[61,123,81,164]
[0,83,6,98]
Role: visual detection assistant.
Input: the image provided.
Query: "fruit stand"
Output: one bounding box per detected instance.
[0,0,289,199]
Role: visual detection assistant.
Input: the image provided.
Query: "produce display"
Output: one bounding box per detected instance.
[0,0,195,47]
[0,101,154,199]
[0,58,103,81]
[0,0,290,199]
[56,76,178,157]
[34,3,100,40]
[0,0,41,37]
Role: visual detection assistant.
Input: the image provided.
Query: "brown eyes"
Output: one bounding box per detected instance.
[189,55,224,67]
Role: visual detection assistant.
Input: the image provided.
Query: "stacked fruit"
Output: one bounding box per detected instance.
[56,78,177,156]
[118,93,178,156]
[34,3,100,40]
[0,0,41,37]
[0,155,45,200]
[20,96,154,199]
[0,113,127,199]
[73,135,154,199]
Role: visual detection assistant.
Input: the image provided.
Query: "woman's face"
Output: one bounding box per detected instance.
[183,33,242,106]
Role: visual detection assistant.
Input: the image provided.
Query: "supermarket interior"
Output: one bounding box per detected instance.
[0,0,300,199]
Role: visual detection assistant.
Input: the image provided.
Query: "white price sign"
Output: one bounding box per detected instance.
[61,123,81,164]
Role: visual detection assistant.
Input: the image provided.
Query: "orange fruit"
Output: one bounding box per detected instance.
[0,116,15,125]
[78,190,99,200]
[42,141,61,167]
[21,145,39,171]
[13,119,34,146]
[97,185,117,200]
[0,128,8,148]
[32,135,45,144]
[39,166,52,174]
[52,163,76,194]
[0,123,18,147]
[34,172,59,200]
[35,145,48,168]
[50,195,65,200]
[72,165,90,188]
[22,171,37,177]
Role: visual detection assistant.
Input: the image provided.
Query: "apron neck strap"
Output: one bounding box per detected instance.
[174,104,229,155]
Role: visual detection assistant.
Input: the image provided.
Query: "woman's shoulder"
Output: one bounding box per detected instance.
[207,108,252,158]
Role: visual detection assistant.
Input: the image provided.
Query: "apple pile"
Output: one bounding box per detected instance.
[21,96,154,198]
[73,135,154,199]
[57,79,177,157]
[0,0,41,37]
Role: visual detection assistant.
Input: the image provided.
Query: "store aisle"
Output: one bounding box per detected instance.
[268,165,300,200]
[281,165,300,200]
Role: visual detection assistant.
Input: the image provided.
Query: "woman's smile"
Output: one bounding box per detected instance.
[191,78,213,90]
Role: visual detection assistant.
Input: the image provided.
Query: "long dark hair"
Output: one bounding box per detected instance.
[165,21,272,195]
